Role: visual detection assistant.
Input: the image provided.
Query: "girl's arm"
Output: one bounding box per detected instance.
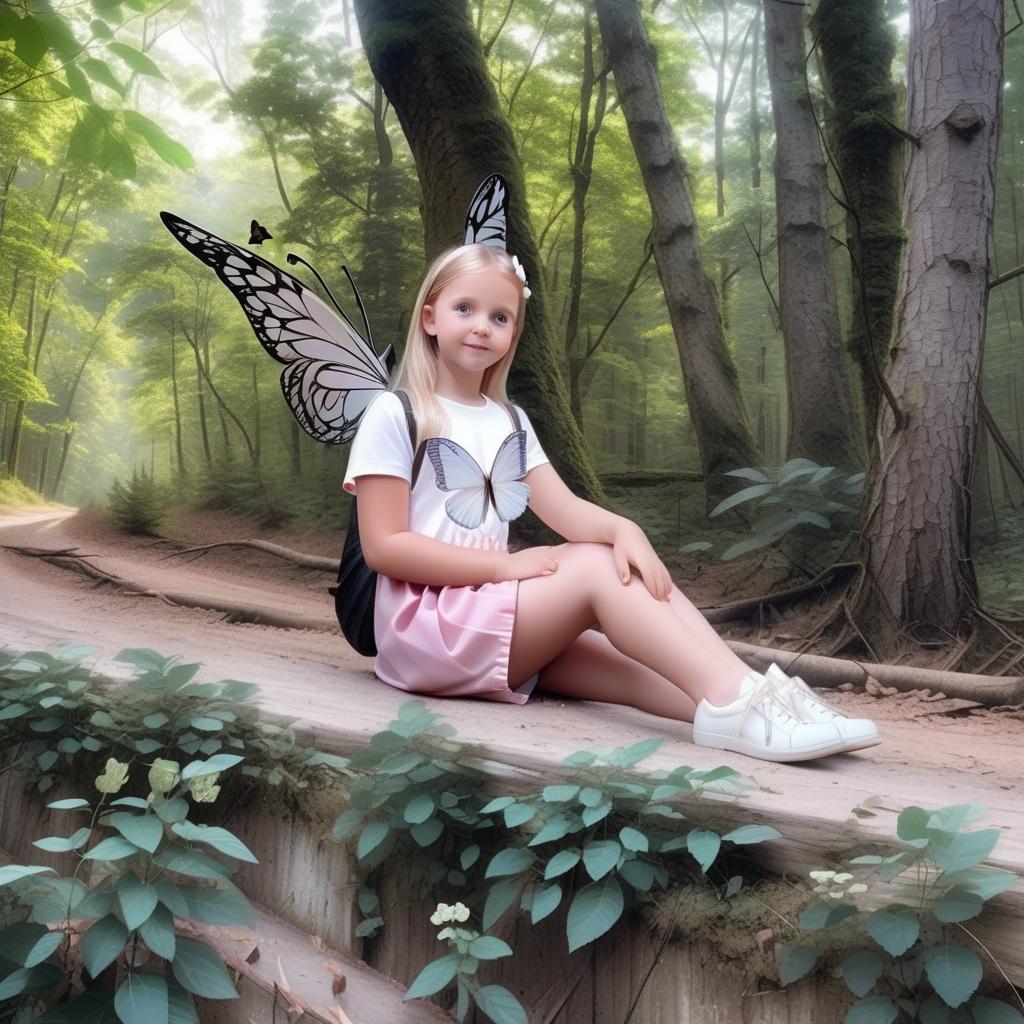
[525,463,631,542]
[356,475,506,587]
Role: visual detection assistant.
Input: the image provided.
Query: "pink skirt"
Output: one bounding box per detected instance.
[372,574,540,705]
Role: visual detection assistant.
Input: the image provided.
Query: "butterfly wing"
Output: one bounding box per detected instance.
[489,430,531,522]
[426,437,491,530]
[161,211,386,445]
[463,174,508,249]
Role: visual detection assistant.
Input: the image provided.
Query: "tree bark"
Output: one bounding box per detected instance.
[853,0,1004,648]
[763,0,863,467]
[593,0,758,503]
[352,0,607,511]
[810,0,905,448]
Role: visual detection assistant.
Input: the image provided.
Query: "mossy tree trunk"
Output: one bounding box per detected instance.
[352,0,606,511]
[593,0,759,506]
[810,0,905,448]
[763,0,864,468]
[851,0,1003,651]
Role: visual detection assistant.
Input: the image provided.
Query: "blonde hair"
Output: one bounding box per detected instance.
[389,243,528,450]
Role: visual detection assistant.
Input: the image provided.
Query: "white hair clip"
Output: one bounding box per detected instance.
[511,254,531,299]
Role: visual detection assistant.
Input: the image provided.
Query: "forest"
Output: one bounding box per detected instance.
[1,1,1024,1021]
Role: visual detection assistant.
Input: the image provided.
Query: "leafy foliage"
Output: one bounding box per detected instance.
[107,468,163,535]
[682,459,865,562]
[776,804,1021,1022]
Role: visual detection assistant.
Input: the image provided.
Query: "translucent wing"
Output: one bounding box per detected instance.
[489,430,531,522]
[425,437,490,530]
[463,174,508,249]
[161,211,388,445]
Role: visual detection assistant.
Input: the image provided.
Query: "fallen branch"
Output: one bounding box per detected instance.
[164,539,337,572]
[727,639,1024,707]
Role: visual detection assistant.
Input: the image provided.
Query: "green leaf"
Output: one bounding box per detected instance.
[529,814,576,847]
[619,859,655,892]
[531,883,562,923]
[460,845,480,871]
[966,996,1024,1023]
[117,873,159,931]
[544,849,581,880]
[180,754,242,781]
[619,827,649,853]
[800,901,858,931]
[0,922,59,969]
[332,808,365,841]
[567,877,624,953]
[410,818,444,846]
[867,909,920,956]
[170,824,257,863]
[542,785,580,802]
[468,936,513,960]
[933,886,984,923]
[34,827,91,852]
[109,812,164,854]
[919,995,952,1024]
[578,787,603,807]
[0,702,29,720]
[135,738,163,755]
[143,713,170,729]
[357,821,390,860]
[776,943,817,985]
[403,794,435,824]
[107,40,164,77]
[171,937,237,999]
[11,13,47,68]
[710,483,774,517]
[686,829,721,872]
[81,56,125,97]
[612,737,665,766]
[840,950,884,998]
[581,801,612,827]
[0,967,29,1000]
[582,840,621,881]
[0,865,55,887]
[480,796,516,814]
[845,995,898,1024]
[377,751,425,775]
[503,803,535,828]
[83,836,138,861]
[485,848,535,878]
[932,829,1000,874]
[179,883,252,926]
[940,867,1017,901]
[561,750,597,767]
[403,954,458,1000]
[115,971,167,1024]
[82,915,128,977]
[472,984,528,1024]
[482,880,519,929]
[155,848,231,880]
[923,945,982,1008]
[139,905,175,960]
[722,824,781,845]
[154,881,189,919]
[47,798,90,811]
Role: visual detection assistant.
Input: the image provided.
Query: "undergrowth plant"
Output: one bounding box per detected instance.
[682,458,864,562]
[776,804,1023,1023]
[106,470,163,535]
[0,753,256,1022]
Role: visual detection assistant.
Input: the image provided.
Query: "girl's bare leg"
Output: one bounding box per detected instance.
[508,543,749,708]
[536,628,699,722]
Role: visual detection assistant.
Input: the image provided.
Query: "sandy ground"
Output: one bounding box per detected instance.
[1,504,1022,848]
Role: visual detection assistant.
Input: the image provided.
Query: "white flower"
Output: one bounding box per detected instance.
[848,883,868,894]
[430,903,452,926]
[833,873,853,884]
[809,870,836,883]
[511,254,532,299]
[451,902,470,923]
[828,890,845,899]
[437,927,455,941]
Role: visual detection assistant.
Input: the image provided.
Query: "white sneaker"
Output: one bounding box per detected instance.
[692,671,847,763]
[764,663,881,754]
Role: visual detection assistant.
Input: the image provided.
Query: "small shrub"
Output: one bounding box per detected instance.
[107,469,163,535]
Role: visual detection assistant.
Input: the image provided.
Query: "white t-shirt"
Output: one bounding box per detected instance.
[343,390,550,552]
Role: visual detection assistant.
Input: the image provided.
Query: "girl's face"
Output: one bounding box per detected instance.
[421,269,520,397]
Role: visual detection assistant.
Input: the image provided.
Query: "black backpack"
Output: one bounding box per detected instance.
[331,389,522,657]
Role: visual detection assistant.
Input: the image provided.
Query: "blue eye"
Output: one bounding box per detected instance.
[456,303,471,314]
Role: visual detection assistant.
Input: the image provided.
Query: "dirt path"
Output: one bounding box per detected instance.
[1,505,1021,845]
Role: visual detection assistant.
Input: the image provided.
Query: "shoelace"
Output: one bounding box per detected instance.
[739,676,806,745]
[786,676,843,720]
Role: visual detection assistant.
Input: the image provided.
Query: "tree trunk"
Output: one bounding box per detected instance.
[593,0,758,503]
[763,0,863,467]
[810,0,904,448]
[853,0,1003,649]
[749,5,762,190]
[6,277,37,478]
[352,0,607,510]
[170,327,187,479]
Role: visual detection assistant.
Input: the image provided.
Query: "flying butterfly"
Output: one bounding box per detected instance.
[249,219,273,245]
[160,211,394,445]
[463,173,508,249]
[425,431,531,530]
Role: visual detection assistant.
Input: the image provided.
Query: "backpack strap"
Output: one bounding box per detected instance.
[393,389,427,486]
[501,402,522,431]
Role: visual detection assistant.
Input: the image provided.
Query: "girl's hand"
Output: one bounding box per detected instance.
[500,546,559,583]
[612,522,672,602]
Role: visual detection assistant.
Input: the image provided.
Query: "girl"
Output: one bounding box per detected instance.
[342,242,879,764]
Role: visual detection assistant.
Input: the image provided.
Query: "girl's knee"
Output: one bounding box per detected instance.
[552,541,618,576]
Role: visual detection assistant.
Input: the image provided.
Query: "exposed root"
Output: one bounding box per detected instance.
[163,539,336,572]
